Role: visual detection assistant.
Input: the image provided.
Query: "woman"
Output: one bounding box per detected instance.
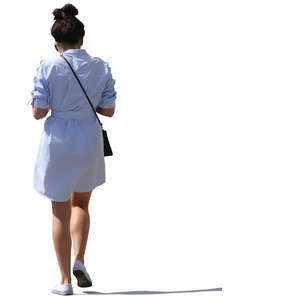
[27,4,117,295]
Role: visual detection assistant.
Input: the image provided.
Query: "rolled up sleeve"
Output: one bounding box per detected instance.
[27,59,50,109]
[97,62,117,109]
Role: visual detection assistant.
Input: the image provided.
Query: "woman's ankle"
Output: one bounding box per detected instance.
[74,256,84,264]
[61,278,71,285]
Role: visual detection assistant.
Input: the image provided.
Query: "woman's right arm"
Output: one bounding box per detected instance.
[96,62,117,117]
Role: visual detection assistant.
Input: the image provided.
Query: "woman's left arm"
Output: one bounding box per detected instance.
[29,59,51,119]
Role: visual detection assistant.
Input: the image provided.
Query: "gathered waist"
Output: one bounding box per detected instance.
[50,110,96,120]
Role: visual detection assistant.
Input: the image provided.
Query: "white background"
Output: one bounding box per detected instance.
[0,0,299,299]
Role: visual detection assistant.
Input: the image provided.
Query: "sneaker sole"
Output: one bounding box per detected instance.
[51,289,73,295]
[73,269,92,287]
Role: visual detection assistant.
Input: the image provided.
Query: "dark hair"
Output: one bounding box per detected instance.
[51,3,85,45]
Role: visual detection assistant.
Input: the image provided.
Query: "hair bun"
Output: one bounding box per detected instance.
[61,3,78,17]
[52,4,78,21]
[52,8,64,21]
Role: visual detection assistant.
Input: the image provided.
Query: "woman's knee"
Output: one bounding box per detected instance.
[51,198,72,220]
[71,191,92,209]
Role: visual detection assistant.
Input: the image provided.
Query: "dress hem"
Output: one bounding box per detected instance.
[33,179,106,202]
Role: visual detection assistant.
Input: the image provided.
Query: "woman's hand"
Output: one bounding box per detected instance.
[31,99,50,120]
[96,107,115,117]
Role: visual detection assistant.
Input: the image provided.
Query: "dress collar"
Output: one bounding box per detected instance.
[62,49,88,56]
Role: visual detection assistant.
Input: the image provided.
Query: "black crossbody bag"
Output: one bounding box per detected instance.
[60,54,113,156]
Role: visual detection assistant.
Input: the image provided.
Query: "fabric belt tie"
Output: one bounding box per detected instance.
[51,110,96,120]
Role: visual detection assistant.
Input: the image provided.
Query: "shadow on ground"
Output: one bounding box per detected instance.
[74,287,222,295]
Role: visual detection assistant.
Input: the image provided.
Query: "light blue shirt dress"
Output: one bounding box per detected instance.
[27,48,117,202]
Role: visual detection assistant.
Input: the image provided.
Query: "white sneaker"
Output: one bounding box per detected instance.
[51,283,73,295]
[73,260,92,287]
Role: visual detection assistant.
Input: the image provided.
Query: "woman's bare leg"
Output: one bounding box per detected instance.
[70,191,92,264]
[51,198,72,285]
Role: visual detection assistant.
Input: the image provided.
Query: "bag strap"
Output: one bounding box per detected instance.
[60,53,103,127]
